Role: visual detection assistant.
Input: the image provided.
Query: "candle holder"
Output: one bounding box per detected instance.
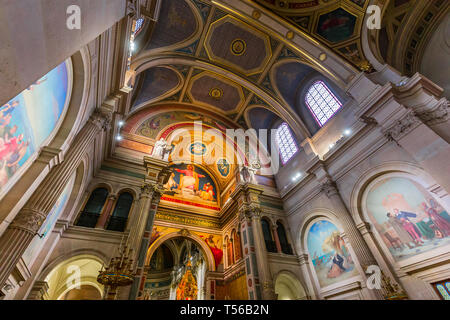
[97,243,135,300]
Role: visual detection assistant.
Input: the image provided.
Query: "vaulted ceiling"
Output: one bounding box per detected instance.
[127,0,337,143]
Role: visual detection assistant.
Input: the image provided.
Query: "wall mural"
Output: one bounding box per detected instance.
[317,8,357,43]
[366,177,450,262]
[163,163,219,211]
[149,226,223,268]
[0,61,70,193]
[307,220,358,287]
[22,172,75,266]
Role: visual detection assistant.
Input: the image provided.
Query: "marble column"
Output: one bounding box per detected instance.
[272,224,282,254]
[250,210,276,300]
[320,178,386,300]
[234,183,275,300]
[127,156,171,300]
[0,109,111,288]
[297,253,317,300]
[128,183,164,300]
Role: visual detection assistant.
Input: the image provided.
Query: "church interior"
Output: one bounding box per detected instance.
[0,0,449,301]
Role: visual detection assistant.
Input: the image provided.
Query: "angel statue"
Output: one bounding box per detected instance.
[152,138,172,160]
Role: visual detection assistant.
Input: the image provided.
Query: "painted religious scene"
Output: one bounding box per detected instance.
[163,163,220,211]
[0,61,70,193]
[307,220,359,287]
[366,177,450,262]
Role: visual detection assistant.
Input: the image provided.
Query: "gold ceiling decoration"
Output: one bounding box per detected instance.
[252,0,373,71]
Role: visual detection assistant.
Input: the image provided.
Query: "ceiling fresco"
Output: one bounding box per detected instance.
[129,0,327,140]
[204,15,273,76]
[145,0,200,51]
[132,66,183,110]
[252,0,371,71]
[187,71,245,113]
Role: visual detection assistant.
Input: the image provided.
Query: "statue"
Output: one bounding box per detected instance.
[240,154,260,184]
[152,138,172,160]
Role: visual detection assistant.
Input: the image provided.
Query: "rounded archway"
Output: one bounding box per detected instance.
[274,271,308,300]
[145,233,213,300]
[42,254,104,300]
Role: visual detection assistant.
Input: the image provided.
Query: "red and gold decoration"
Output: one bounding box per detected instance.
[176,260,198,300]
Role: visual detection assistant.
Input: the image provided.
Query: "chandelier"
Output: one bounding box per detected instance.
[97,242,135,300]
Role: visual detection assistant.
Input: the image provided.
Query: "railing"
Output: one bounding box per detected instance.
[75,211,100,228]
[106,216,128,232]
[264,240,278,253]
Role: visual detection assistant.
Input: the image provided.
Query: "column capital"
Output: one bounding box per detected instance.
[89,107,113,131]
[297,253,309,265]
[415,99,449,126]
[320,179,339,198]
[238,203,261,222]
[382,110,422,142]
[9,208,46,234]
[143,156,171,185]
[356,222,372,235]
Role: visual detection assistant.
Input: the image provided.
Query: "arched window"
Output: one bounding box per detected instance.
[305,80,342,127]
[276,123,299,165]
[232,230,242,262]
[228,237,234,267]
[106,192,133,232]
[261,219,277,253]
[277,222,293,255]
[76,188,108,228]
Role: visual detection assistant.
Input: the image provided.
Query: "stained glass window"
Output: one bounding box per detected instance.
[305,80,342,127]
[134,18,144,36]
[276,123,298,164]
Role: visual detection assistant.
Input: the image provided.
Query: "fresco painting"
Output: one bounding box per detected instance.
[317,8,357,43]
[307,220,359,287]
[0,62,70,192]
[366,177,450,261]
[163,163,219,210]
[136,111,229,140]
[149,226,223,268]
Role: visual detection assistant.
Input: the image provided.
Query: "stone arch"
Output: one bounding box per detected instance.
[297,208,343,255]
[130,56,309,140]
[298,210,364,294]
[35,250,108,300]
[274,270,308,300]
[350,161,450,269]
[146,231,216,272]
[349,161,450,227]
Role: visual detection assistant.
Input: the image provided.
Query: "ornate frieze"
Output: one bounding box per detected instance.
[9,209,46,234]
[90,108,113,131]
[415,101,449,126]
[320,179,339,198]
[383,111,422,142]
